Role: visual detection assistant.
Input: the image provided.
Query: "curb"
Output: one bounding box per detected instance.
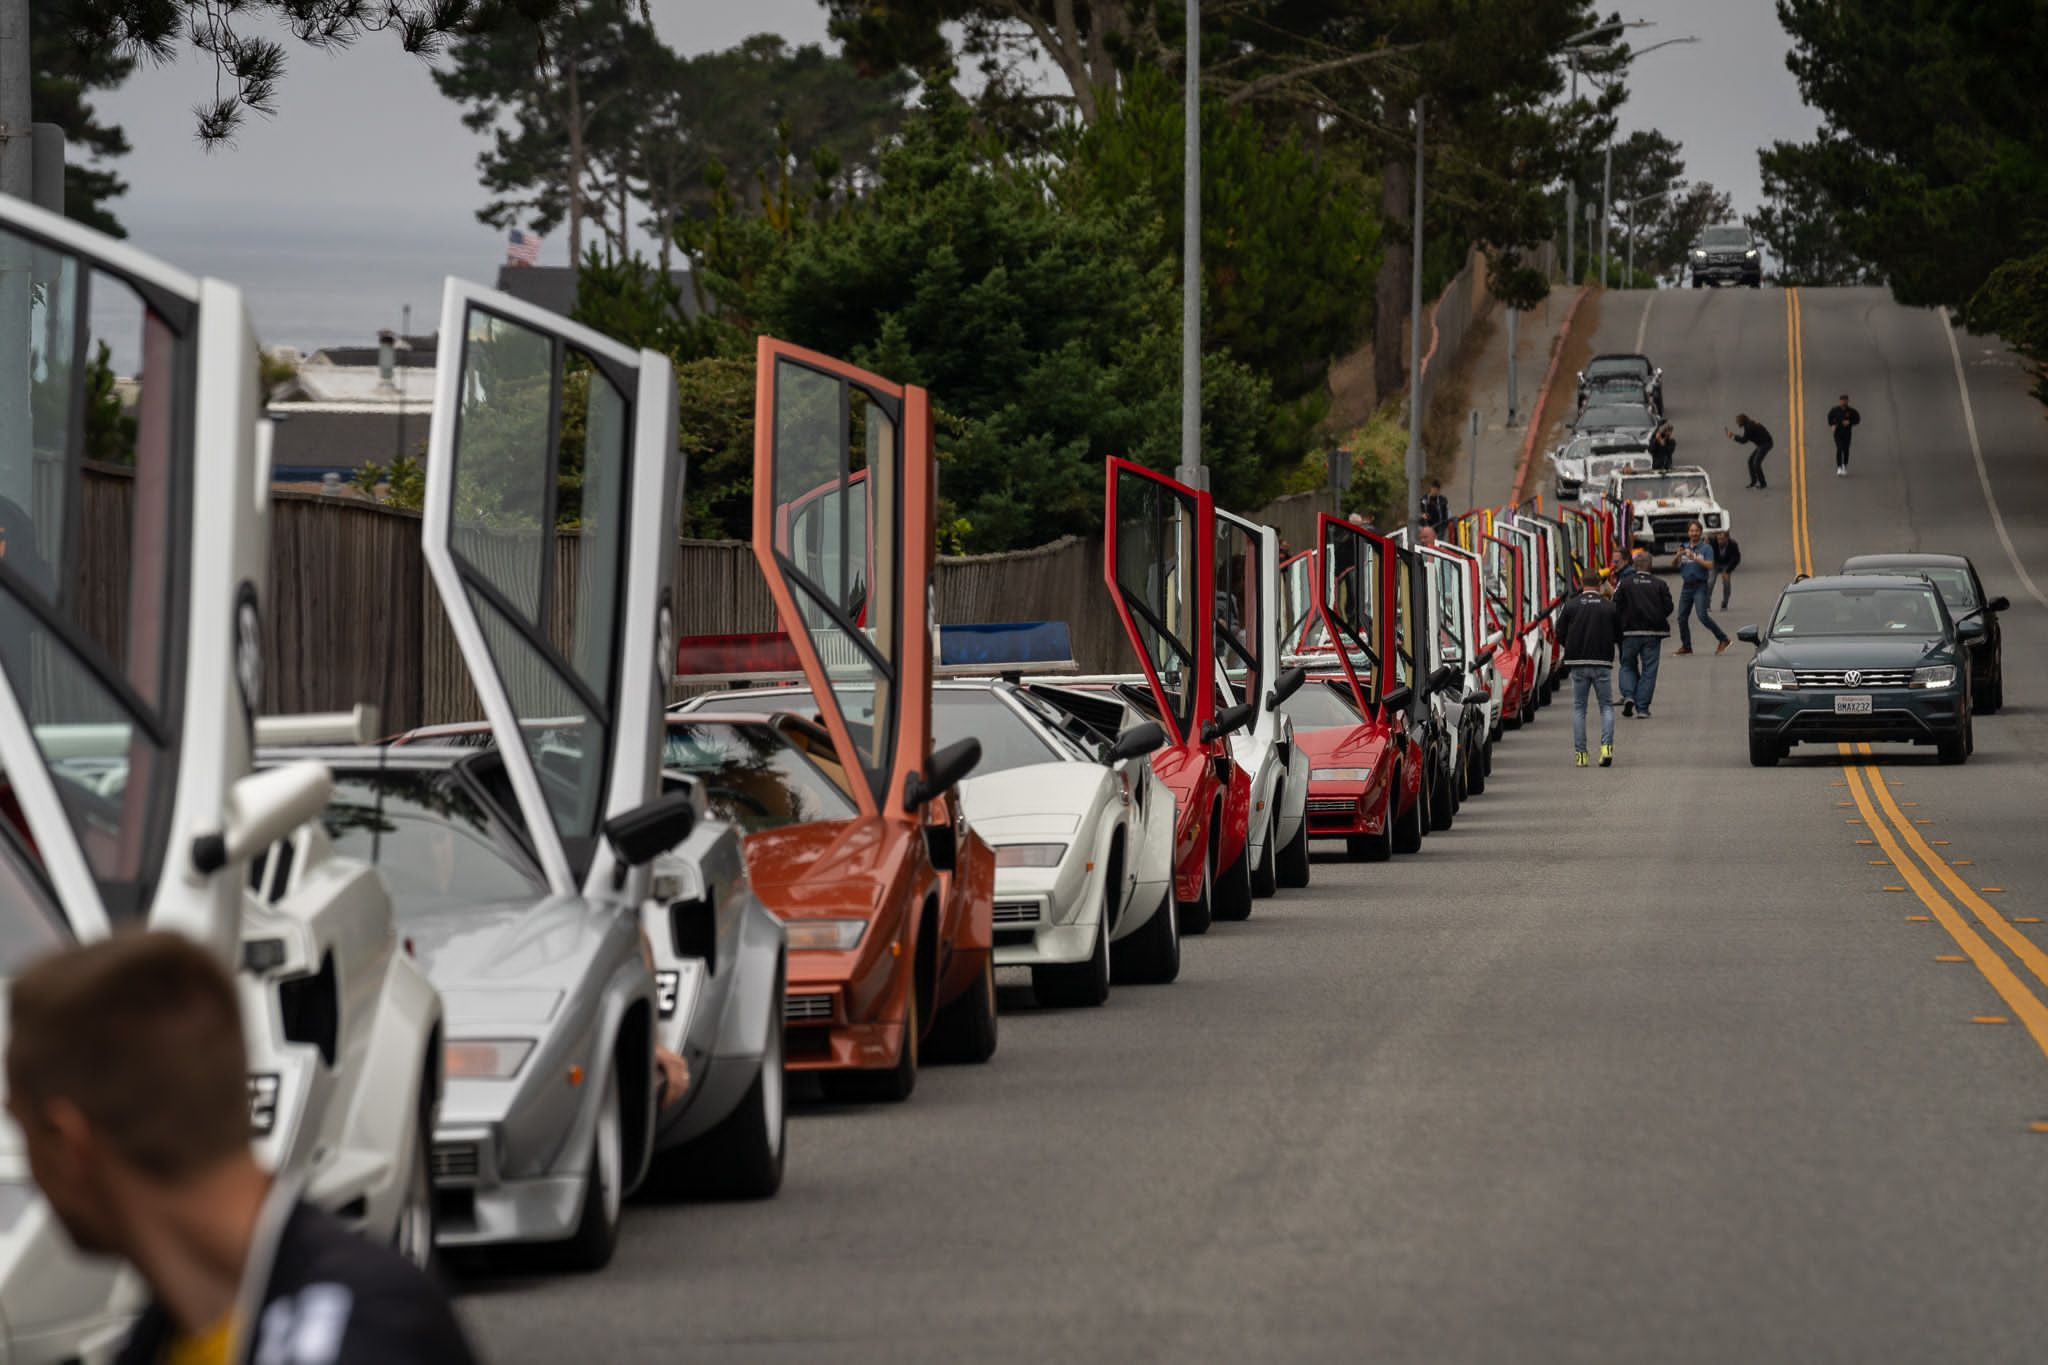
[1508,284,1594,505]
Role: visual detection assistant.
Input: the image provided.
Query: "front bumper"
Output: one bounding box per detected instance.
[431,1125,585,1247]
[1305,783,1379,836]
[1749,688,1964,745]
[991,887,1100,968]
[1692,260,1760,284]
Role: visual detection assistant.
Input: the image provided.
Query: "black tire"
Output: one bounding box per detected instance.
[393,1090,436,1273]
[1392,774,1426,854]
[1211,838,1254,922]
[822,976,918,1102]
[1481,734,1494,776]
[1249,812,1279,898]
[1033,909,1110,1008]
[1938,722,1970,766]
[1979,673,2003,715]
[1468,740,1488,795]
[930,952,1002,1059]
[1175,847,1213,937]
[1275,810,1311,889]
[554,1062,625,1272]
[1429,757,1456,831]
[1348,799,1393,862]
[678,969,787,1198]
[1112,887,1181,985]
[1748,734,1781,768]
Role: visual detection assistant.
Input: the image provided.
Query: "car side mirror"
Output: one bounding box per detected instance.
[1266,666,1307,710]
[924,821,957,873]
[1383,684,1413,713]
[1461,686,1492,705]
[1990,596,2011,613]
[1429,663,1460,694]
[602,790,698,869]
[1109,721,1165,762]
[1201,702,1257,744]
[904,737,982,811]
[1957,618,1987,641]
[1736,625,1761,645]
[1475,643,1498,667]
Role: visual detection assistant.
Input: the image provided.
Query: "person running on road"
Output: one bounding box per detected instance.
[1726,414,1775,489]
[6,932,480,1365]
[1647,422,1677,472]
[1420,479,1451,535]
[1826,392,1861,476]
[1611,549,1673,718]
[1710,529,1742,609]
[1672,521,1730,655]
[1556,575,1621,767]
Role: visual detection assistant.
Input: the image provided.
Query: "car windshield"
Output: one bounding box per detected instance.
[1588,357,1650,379]
[1587,454,1648,483]
[1281,680,1365,729]
[1771,586,1946,637]
[1702,227,1751,248]
[1620,475,1708,502]
[693,687,1064,777]
[1576,406,1652,430]
[662,721,857,832]
[0,827,73,974]
[1845,565,1978,610]
[322,770,545,916]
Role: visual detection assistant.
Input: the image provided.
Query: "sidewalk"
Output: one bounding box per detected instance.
[1444,284,1587,512]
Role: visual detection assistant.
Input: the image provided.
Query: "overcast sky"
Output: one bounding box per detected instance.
[82,0,1815,352]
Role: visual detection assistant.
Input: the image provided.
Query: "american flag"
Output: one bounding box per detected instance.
[505,229,542,267]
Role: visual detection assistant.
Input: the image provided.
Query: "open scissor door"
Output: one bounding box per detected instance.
[1559,508,1595,585]
[1104,459,1210,748]
[1213,508,1278,736]
[1481,534,1526,641]
[1279,549,1321,653]
[423,280,681,898]
[0,197,267,957]
[753,338,934,820]
[1314,514,1397,716]
[1420,546,1478,674]
[1393,543,1433,721]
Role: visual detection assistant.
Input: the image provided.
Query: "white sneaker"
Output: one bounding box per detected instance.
[1836,467,1846,477]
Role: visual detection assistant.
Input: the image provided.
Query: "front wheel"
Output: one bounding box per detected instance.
[553,1062,624,1272]
[1392,778,1426,855]
[822,976,919,1102]
[1938,721,1971,766]
[1468,740,1489,795]
[1211,839,1254,922]
[1748,734,1782,768]
[1249,816,1279,898]
[1429,758,1456,831]
[1275,813,1311,889]
[1033,910,1110,1009]
[1175,849,1213,937]
[393,1094,436,1272]
[1112,887,1181,985]
[930,952,1001,1059]
[679,970,787,1197]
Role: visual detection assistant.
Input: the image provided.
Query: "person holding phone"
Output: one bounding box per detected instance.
[1726,414,1774,489]
[1672,521,1729,655]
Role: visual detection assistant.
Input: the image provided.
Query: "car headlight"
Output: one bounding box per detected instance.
[785,918,868,951]
[1313,767,1373,782]
[1745,248,1759,258]
[993,843,1067,868]
[1911,665,1958,689]
[1692,248,1707,259]
[1703,513,1722,528]
[1753,667,1797,692]
[445,1039,535,1080]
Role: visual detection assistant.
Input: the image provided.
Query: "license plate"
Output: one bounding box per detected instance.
[1835,694,1872,715]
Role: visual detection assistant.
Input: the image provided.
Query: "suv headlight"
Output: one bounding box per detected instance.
[1692,248,1707,259]
[1745,248,1759,258]
[1911,665,1958,689]
[1703,513,1722,528]
[1753,667,1797,692]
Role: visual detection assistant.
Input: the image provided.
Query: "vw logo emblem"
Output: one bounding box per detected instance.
[1844,669,1862,687]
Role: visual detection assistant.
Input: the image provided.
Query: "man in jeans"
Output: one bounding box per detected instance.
[1611,550,1673,717]
[1672,521,1729,655]
[1555,575,1621,767]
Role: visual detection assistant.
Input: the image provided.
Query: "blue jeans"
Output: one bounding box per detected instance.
[1618,637,1663,711]
[1572,666,1615,752]
[1677,579,1726,648]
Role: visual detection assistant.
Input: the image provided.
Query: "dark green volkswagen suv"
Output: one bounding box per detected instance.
[1739,575,1981,767]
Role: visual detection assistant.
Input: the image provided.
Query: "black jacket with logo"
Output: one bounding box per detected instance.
[116,1188,479,1365]
[1611,569,1674,637]
[1556,590,1621,667]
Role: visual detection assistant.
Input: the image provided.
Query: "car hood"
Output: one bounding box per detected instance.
[959,763,1100,835]
[742,817,898,916]
[1295,723,1386,767]
[1757,635,1951,669]
[403,893,611,998]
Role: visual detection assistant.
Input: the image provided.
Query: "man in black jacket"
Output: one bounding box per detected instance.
[1556,577,1621,767]
[1420,480,1451,534]
[1725,414,1774,488]
[1611,550,1674,718]
[1647,422,1677,472]
[1826,393,1861,476]
[1710,529,1742,608]
[6,932,480,1365]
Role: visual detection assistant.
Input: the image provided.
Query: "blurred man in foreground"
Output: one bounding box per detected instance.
[6,932,479,1365]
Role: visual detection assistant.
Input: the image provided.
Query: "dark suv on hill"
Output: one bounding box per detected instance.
[1690,224,1762,288]
[1740,575,1981,767]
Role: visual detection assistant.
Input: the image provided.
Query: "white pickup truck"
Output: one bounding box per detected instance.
[1604,464,1732,557]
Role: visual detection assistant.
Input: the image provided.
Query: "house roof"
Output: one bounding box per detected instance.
[266,406,432,477]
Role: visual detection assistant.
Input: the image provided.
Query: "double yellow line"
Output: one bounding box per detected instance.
[1783,293,2048,1067]
[1783,288,1814,577]
[1839,744,2048,1059]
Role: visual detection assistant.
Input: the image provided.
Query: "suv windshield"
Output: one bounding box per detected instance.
[1771,586,1946,637]
[1845,566,1978,610]
[322,770,546,916]
[1620,474,1709,502]
[1701,227,1751,248]
[661,721,857,832]
[1576,406,1652,430]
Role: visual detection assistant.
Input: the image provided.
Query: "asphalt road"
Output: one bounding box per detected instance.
[457,286,2048,1362]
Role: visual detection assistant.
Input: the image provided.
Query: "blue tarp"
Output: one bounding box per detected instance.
[938,621,1074,667]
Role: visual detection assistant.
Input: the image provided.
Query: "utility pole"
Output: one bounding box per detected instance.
[1405,98,1424,538]
[1600,141,1613,288]
[1,0,33,519]
[1177,0,1203,491]
[0,0,29,201]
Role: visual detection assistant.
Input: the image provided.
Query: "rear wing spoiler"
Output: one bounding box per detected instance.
[251,706,382,747]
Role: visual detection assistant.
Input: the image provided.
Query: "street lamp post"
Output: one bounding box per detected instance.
[1622,187,1678,284]
[1405,98,1424,537]
[1592,34,1698,291]
[1179,0,1203,490]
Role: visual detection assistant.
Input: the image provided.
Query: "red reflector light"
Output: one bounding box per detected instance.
[676,632,802,677]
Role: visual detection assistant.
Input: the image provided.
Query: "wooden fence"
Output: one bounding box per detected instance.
[74,467,1329,726]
